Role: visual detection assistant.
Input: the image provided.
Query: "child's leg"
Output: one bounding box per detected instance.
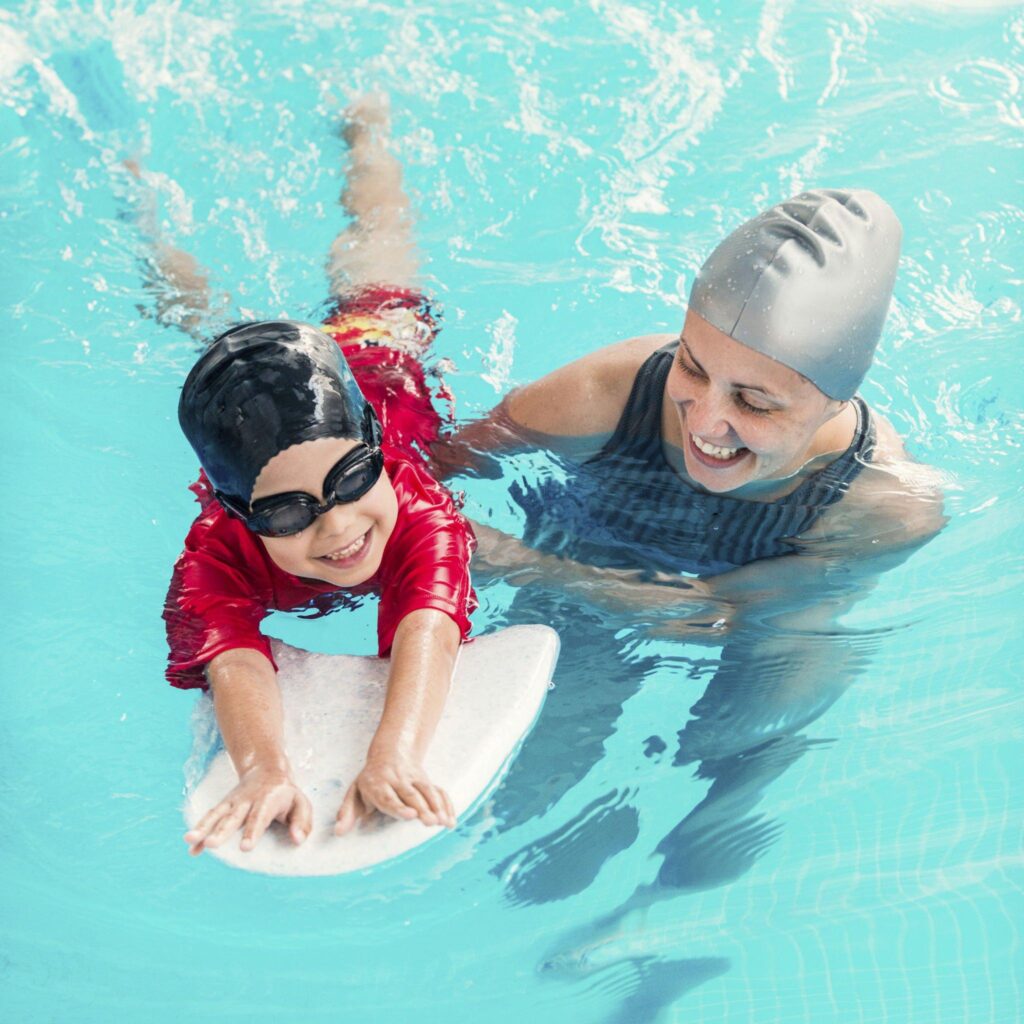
[321,95,449,458]
[326,93,420,297]
[124,160,219,340]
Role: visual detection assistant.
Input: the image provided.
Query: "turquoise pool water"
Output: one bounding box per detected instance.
[2,2,1022,1021]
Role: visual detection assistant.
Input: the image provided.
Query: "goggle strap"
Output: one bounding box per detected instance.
[214,489,251,519]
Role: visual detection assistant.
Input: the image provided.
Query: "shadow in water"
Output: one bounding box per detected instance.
[597,956,731,1024]
[487,581,880,1020]
[487,589,664,828]
[540,948,730,1024]
[493,789,640,905]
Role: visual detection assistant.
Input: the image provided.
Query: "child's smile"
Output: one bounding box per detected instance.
[317,527,372,567]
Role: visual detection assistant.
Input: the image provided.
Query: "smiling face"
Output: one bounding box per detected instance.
[664,310,849,495]
[250,436,398,586]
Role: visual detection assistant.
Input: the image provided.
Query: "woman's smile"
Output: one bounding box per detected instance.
[663,311,853,495]
[688,432,750,467]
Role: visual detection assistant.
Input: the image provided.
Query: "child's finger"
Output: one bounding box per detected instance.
[184,829,205,851]
[412,781,448,826]
[334,785,362,836]
[185,799,233,843]
[370,783,417,821]
[395,782,435,823]
[287,791,313,844]
[441,789,457,827]
[240,798,279,852]
[428,784,456,828]
[184,816,222,852]
[358,792,376,823]
[204,801,251,848]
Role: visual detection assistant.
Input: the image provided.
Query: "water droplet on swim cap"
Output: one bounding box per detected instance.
[178,320,375,503]
[689,189,902,399]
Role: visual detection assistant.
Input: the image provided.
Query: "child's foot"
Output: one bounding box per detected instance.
[342,92,391,149]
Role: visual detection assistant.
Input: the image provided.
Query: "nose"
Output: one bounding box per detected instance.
[684,389,732,442]
[317,500,357,538]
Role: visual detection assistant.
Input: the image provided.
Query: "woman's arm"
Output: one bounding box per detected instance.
[334,609,461,833]
[470,522,725,629]
[183,648,313,856]
[431,334,669,479]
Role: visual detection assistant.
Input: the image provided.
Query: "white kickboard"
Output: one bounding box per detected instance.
[184,625,559,876]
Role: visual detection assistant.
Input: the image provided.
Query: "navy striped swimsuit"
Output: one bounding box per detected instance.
[509,342,876,576]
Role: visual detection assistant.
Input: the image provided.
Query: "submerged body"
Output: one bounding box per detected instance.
[434,190,945,937]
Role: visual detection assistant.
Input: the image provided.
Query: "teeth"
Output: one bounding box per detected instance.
[322,532,367,561]
[692,434,741,459]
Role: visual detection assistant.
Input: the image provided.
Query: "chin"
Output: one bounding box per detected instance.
[314,554,381,587]
[700,475,748,495]
[684,452,752,493]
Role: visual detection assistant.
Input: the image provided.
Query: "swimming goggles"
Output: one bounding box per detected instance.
[216,443,385,538]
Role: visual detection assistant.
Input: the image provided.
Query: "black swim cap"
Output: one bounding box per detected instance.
[178,320,380,504]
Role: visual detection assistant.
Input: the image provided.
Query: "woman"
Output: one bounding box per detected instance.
[438,188,944,603]
[435,190,946,945]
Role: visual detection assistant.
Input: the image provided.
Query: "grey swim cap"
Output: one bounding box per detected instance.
[689,189,902,400]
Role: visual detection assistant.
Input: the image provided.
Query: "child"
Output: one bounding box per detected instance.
[157,97,476,856]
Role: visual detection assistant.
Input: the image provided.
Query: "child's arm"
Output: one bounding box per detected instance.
[183,648,313,856]
[334,609,460,834]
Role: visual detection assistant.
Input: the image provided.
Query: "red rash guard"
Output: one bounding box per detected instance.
[163,295,476,690]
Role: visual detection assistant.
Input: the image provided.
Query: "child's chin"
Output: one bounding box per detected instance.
[310,552,381,586]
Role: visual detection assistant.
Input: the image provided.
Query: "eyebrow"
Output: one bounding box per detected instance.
[679,337,784,401]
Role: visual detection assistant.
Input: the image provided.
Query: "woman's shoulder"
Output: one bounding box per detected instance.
[812,406,948,550]
[504,333,674,439]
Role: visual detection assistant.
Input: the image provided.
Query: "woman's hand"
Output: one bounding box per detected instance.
[470,520,730,623]
[184,768,313,856]
[567,567,716,610]
[334,750,456,835]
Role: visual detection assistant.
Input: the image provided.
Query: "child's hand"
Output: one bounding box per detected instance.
[184,768,313,856]
[334,751,456,835]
